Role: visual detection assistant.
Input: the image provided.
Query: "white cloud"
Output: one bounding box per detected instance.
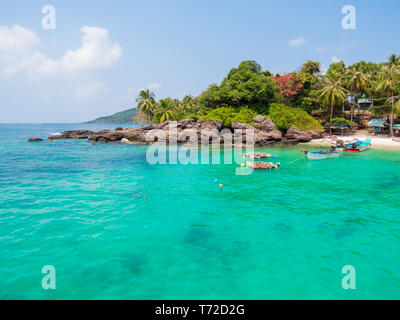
[0,25,121,77]
[0,24,121,101]
[0,25,40,61]
[288,37,306,47]
[36,26,121,75]
[331,56,341,63]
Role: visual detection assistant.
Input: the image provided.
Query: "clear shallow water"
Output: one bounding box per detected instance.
[0,123,400,299]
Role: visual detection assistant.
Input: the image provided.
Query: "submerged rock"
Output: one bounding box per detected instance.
[28,138,43,142]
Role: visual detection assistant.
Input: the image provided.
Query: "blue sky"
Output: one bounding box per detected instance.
[0,0,399,123]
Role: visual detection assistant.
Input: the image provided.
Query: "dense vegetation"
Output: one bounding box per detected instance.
[268,103,322,131]
[134,56,400,134]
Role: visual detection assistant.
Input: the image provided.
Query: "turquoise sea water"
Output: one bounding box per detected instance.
[1,123,400,299]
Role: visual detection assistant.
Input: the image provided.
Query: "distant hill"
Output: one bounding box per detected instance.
[87,107,139,123]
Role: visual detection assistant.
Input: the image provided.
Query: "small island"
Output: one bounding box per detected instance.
[53,58,400,149]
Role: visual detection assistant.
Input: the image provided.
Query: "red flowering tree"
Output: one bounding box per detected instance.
[271,72,303,103]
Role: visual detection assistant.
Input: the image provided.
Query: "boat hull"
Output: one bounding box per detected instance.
[306,152,340,160]
[345,138,371,152]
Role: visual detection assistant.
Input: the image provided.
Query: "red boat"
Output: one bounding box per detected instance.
[346,148,361,153]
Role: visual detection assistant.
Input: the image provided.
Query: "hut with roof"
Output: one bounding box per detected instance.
[367,119,389,134]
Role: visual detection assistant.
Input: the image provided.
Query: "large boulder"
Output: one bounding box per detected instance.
[89,131,124,142]
[285,125,312,142]
[252,115,276,132]
[255,130,282,145]
[124,130,148,142]
[177,118,198,130]
[307,130,324,139]
[199,120,222,131]
[252,115,266,123]
[231,122,255,130]
[49,130,93,140]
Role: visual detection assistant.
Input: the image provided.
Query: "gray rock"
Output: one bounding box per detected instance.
[255,130,283,144]
[285,125,312,142]
[308,130,324,139]
[48,130,93,140]
[252,115,267,123]
[231,122,255,130]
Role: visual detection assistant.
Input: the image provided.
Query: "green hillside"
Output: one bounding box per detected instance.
[87,107,138,123]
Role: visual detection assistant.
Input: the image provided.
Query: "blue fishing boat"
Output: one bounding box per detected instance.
[345,138,371,153]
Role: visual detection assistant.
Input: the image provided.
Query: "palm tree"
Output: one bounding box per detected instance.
[346,65,370,122]
[319,73,349,133]
[155,99,176,123]
[136,89,155,124]
[376,64,400,134]
[395,100,400,117]
[388,54,400,66]
[182,95,200,114]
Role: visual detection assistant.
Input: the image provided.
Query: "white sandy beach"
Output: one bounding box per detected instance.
[303,133,400,150]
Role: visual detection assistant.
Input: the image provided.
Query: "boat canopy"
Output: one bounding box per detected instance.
[367,119,389,128]
[393,124,400,130]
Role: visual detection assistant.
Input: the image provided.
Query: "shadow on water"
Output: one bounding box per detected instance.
[184,224,213,247]
[183,224,250,277]
[118,252,147,274]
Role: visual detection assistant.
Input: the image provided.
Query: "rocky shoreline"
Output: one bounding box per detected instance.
[42,115,326,146]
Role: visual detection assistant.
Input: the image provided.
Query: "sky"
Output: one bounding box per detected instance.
[0,0,399,123]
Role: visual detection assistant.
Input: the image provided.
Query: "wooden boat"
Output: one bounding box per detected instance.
[243,152,274,159]
[306,151,340,160]
[345,138,371,153]
[301,149,340,160]
[245,161,280,169]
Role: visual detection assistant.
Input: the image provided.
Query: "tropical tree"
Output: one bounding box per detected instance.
[318,73,349,133]
[388,54,400,66]
[376,64,400,134]
[136,89,155,124]
[155,98,176,123]
[395,100,400,117]
[346,64,370,122]
[301,60,321,75]
[199,60,279,114]
[271,72,303,104]
[182,95,199,114]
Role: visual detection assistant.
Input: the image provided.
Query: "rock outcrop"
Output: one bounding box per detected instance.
[284,125,312,143]
[48,130,94,140]
[28,138,43,142]
[48,116,323,146]
[252,115,276,132]
[307,130,324,139]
